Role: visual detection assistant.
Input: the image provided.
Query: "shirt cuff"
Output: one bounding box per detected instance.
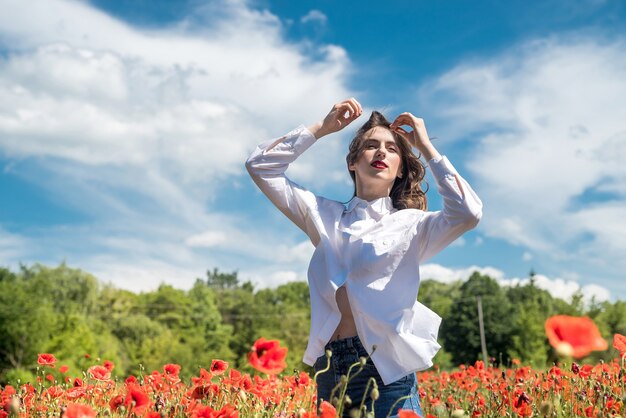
[261,125,317,154]
[428,155,460,179]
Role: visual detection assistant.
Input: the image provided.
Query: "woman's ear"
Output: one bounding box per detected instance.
[348,161,355,171]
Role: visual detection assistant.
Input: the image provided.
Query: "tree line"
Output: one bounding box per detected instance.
[1,264,624,384]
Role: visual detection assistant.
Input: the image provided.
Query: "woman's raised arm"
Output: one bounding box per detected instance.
[245,98,363,244]
[308,98,363,139]
[391,112,483,262]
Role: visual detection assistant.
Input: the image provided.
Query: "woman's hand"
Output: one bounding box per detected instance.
[308,98,363,139]
[390,112,441,161]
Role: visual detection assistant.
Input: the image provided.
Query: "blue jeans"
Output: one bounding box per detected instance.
[313,336,423,418]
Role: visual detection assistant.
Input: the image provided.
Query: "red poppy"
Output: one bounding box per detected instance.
[398,410,422,418]
[191,406,215,418]
[45,386,64,399]
[319,400,336,418]
[544,315,608,358]
[62,403,96,418]
[210,359,229,375]
[66,386,86,400]
[45,374,54,382]
[191,368,212,386]
[88,365,111,381]
[247,337,288,375]
[163,363,181,376]
[103,360,115,372]
[613,333,626,355]
[109,394,124,411]
[213,404,238,418]
[59,365,69,374]
[124,385,151,414]
[37,354,57,367]
[190,385,212,400]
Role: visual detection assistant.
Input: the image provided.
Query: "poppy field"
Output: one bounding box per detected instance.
[1,316,625,417]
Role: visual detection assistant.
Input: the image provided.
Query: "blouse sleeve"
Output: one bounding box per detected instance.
[415,156,483,263]
[245,125,322,245]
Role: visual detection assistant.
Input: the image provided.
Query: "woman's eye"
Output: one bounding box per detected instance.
[389,147,397,152]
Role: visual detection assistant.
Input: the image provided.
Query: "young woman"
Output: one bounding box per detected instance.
[246,98,482,417]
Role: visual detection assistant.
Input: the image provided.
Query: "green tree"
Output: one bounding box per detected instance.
[205,268,240,290]
[0,273,56,379]
[441,272,514,366]
[418,279,462,319]
[254,281,311,371]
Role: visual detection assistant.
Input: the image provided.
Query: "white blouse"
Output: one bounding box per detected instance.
[245,125,482,384]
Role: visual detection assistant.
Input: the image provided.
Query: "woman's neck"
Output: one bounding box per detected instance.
[355,183,391,202]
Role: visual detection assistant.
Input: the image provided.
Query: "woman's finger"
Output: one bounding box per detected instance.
[343,100,357,119]
[334,102,352,119]
[390,115,410,128]
[347,98,362,116]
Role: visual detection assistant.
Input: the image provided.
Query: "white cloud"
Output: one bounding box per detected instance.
[0,227,27,261]
[419,37,626,289]
[185,231,228,248]
[522,251,533,261]
[420,263,505,284]
[0,0,355,290]
[420,264,611,304]
[301,10,328,25]
[501,274,611,304]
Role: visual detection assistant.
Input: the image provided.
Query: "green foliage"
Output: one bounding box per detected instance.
[0,271,56,375]
[3,368,36,386]
[418,279,462,318]
[254,281,311,373]
[1,262,624,385]
[441,272,514,366]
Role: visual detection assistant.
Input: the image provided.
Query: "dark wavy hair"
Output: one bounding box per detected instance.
[346,111,428,210]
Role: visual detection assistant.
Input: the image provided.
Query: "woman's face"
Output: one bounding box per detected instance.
[348,126,403,192]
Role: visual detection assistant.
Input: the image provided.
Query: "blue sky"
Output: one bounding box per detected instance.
[1,0,626,301]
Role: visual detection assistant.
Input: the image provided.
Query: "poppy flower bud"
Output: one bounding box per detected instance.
[451,409,467,418]
[349,408,360,418]
[340,375,348,384]
[344,395,352,406]
[238,389,247,402]
[571,362,580,374]
[359,357,367,366]
[8,397,20,414]
[555,342,574,357]
[370,388,379,400]
[326,350,332,358]
[540,401,553,415]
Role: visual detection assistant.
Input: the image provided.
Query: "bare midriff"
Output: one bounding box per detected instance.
[330,286,358,341]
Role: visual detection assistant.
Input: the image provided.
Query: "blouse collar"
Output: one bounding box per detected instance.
[346,196,394,216]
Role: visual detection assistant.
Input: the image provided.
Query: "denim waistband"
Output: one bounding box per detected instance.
[324,335,366,353]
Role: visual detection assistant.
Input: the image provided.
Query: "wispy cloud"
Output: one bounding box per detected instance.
[301,10,328,26]
[0,0,352,289]
[420,263,611,304]
[419,36,626,294]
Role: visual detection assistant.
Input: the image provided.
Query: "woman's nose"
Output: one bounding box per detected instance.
[375,148,386,158]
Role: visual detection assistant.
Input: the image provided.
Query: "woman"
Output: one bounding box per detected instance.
[246,98,482,417]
